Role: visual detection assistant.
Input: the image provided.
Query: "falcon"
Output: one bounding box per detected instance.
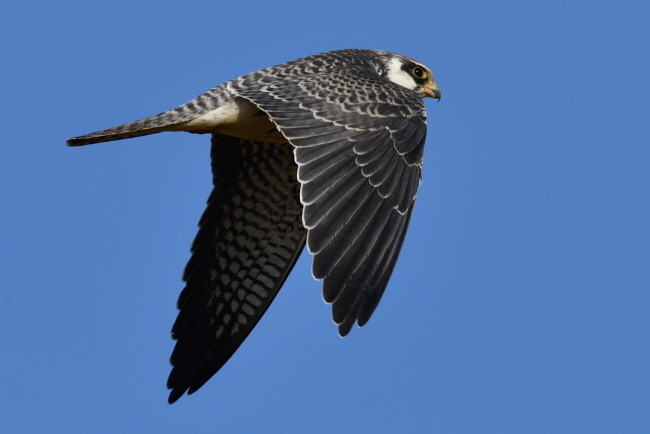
[67,49,441,403]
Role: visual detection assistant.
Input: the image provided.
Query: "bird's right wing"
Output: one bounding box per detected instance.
[167,134,306,403]
[231,65,426,336]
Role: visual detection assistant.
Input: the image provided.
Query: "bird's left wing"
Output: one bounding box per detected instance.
[230,65,427,336]
[167,134,306,403]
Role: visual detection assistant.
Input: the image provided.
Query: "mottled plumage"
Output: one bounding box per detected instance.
[67,49,440,403]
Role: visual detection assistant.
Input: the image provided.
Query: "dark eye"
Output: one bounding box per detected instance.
[412,66,426,79]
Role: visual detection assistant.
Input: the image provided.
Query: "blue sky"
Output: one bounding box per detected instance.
[2,1,649,432]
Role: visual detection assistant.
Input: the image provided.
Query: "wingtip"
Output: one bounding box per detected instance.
[167,389,183,404]
[167,380,191,404]
[337,319,355,337]
[166,369,186,404]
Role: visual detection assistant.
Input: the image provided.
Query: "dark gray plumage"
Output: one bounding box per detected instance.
[67,49,440,403]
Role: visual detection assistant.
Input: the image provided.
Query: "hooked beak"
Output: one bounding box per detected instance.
[422,81,441,101]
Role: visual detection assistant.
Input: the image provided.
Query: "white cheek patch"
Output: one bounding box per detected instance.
[386,57,418,91]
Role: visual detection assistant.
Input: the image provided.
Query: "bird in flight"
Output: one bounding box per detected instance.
[67,49,440,403]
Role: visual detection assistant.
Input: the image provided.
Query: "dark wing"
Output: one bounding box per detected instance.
[231,65,427,336]
[167,134,306,403]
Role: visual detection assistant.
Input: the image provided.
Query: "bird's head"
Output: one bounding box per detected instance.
[385,56,440,101]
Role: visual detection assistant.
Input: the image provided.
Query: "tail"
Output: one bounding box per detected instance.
[67,84,232,147]
[66,110,196,147]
